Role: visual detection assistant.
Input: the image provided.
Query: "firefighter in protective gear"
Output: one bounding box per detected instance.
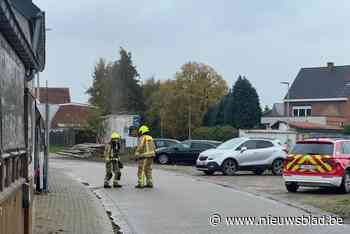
[135,125,156,189]
[104,132,122,188]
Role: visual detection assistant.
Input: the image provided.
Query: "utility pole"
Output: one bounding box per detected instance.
[281,81,291,150]
[37,72,40,99]
[188,74,192,140]
[43,80,49,192]
[281,82,290,119]
[160,110,164,138]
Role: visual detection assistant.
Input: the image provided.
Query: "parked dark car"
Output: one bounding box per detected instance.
[155,140,222,165]
[154,138,181,149]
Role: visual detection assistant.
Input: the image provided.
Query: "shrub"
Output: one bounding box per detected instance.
[343,125,350,135]
[193,126,238,142]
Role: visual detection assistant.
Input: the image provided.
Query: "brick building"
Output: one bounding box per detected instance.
[262,62,350,130]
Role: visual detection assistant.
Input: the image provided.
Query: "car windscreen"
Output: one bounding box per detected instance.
[216,138,245,150]
[290,142,334,155]
[176,142,190,149]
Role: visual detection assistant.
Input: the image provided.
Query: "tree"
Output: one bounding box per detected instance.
[215,97,226,126]
[263,105,271,114]
[110,48,144,114]
[153,62,228,139]
[85,107,107,143]
[230,76,262,129]
[203,104,219,127]
[86,58,112,114]
[142,77,161,137]
[343,125,350,135]
[193,126,238,142]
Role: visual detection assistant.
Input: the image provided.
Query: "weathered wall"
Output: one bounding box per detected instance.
[0,31,31,234]
[0,32,25,151]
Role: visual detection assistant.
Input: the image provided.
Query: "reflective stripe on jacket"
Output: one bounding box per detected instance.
[135,135,156,158]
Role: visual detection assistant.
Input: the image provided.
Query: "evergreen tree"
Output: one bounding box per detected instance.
[111,48,144,114]
[223,89,234,125]
[86,58,112,114]
[215,97,226,126]
[203,104,219,126]
[143,77,161,136]
[230,76,262,129]
[263,105,271,114]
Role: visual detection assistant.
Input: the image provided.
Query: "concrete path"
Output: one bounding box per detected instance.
[51,156,350,234]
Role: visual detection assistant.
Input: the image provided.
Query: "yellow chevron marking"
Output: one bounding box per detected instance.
[287,155,302,169]
[288,154,333,173]
[315,155,332,171]
[316,166,325,173]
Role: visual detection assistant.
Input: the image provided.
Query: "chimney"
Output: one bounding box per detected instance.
[327,62,334,71]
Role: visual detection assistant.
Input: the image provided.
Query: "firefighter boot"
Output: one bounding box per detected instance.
[113,182,122,188]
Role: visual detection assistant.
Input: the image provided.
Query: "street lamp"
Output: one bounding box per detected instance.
[281,82,290,118]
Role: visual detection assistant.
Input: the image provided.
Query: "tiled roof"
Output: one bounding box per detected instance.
[288,121,343,131]
[288,63,350,100]
[36,88,71,104]
[263,103,284,117]
[51,103,92,129]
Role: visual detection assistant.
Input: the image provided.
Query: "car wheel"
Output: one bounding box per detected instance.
[252,168,265,175]
[339,170,350,194]
[285,183,299,193]
[158,154,169,165]
[204,170,215,176]
[222,159,237,176]
[272,159,283,176]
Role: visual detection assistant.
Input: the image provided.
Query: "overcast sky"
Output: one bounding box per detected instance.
[33,0,350,106]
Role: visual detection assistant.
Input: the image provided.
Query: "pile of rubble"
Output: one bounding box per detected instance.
[57,143,105,159]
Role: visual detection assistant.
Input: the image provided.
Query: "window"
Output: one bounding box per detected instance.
[256,140,274,149]
[191,143,213,150]
[291,142,334,155]
[155,140,166,148]
[306,109,312,116]
[292,106,312,117]
[191,143,204,150]
[180,142,191,149]
[166,140,180,147]
[202,143,215,150]
[218,138,246,150]
[239,140,257,150]
[293,109,298,117]
[341,142,350,155]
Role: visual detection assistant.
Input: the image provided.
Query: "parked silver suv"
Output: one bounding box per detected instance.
[196,137,288,176]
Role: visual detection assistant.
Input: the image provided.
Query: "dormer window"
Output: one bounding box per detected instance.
[293,106,312,117]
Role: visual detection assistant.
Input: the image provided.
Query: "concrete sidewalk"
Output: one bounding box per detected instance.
[33,168,114,234]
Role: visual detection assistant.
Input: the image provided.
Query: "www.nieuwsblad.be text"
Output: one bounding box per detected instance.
[209,213,344,227]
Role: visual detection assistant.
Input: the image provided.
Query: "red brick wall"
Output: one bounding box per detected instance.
[285,99,350,126]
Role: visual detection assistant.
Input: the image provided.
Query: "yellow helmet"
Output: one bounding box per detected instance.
[111,132,120,139]
[138,125,150,135]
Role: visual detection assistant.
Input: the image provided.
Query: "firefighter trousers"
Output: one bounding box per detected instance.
[104,160,121,186]
[137,157,154,186]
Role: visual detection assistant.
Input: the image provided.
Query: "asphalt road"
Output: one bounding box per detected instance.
[50,157,350,234]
